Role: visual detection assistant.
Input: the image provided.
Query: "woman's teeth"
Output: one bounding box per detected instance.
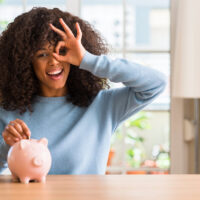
[47,69,63,75]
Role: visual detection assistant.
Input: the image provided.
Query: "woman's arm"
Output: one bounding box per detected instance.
[79,51,167,129]
[49,18,167,129]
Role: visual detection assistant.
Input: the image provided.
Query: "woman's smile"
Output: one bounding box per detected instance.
[46,68,64,80]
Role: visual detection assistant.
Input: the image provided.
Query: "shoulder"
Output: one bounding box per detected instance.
[0,106,21,123]
[0,106,7,115]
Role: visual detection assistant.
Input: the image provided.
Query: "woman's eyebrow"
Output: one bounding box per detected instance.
[38,45,54,51]
[38,48,47,51]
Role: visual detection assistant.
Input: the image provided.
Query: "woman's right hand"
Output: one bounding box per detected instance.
[2,119,31,146]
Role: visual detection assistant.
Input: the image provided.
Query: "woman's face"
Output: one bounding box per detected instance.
[32,42,70,97]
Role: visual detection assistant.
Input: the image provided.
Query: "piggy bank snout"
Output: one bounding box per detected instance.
[33,157,44,167]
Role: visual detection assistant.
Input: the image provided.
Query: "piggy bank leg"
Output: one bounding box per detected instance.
[11,173,19,182]
[20,177,30,184]
[38,176,46,183]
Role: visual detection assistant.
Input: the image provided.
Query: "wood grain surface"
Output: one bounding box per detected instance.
[0,175,200,200]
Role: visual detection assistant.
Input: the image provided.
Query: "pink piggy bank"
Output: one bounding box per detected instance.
[7,138,52,184]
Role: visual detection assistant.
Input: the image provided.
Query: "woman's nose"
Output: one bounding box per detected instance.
[48,54,59,66]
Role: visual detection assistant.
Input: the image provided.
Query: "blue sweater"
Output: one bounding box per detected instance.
[0,51,166,174]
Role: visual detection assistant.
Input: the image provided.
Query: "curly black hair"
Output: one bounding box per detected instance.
[0,7,110,114]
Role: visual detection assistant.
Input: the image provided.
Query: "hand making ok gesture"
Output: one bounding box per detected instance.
[49,18,86,66]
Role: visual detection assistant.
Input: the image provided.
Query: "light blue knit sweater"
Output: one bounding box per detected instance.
[0,51,166,174]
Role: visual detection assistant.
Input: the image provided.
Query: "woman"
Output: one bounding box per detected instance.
[0,7,166,174]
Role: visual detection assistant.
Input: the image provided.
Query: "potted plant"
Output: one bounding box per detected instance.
[106,111,151,174]
[124,111,151,174]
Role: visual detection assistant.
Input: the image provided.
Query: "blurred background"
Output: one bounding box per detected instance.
[1,0,197,174]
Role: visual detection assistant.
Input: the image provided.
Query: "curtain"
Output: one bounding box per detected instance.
[172,0,200,98]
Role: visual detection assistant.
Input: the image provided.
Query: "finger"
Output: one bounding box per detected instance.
[59,18,74,38]
[49,23,67,40]
[55,41,67,55]
[4,132,18,146]
[7,134,19,142]
[52,52,67,62]
[7,138,16,146]
[6,124,23,139]
[10,121,23,133]
[9,141,16,146]
[6,136,16,146]
[75,22,82,41]
[9,121,26,139]
[15,119,31,139]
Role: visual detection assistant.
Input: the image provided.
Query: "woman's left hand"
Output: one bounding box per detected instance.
[49,18,86,66]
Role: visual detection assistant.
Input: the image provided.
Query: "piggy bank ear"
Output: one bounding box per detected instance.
[32,157,43,167]
[38,138,48,146]
[19,140,29,150]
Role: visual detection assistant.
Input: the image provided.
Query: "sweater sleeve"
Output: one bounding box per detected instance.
[79,51,167,131]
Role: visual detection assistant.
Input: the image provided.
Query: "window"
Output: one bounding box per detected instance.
[0,0,170,175]
[0,0,68,33]
[26,0,67,11]
[81,0,170,174]
[0,0,23,32]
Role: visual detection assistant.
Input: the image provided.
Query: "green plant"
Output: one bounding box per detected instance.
[109,111,152,167]
[0,20,8,30]
[124,111,151,167]
[152,144,170,169]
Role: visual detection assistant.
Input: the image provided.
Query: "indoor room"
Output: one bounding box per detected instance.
[0,0,199,199]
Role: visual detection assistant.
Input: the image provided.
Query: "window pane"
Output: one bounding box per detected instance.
[107,111,170,174]
[81,0,123,49]
[0,0,23,32]
[126,0,170,50]
[26,0,67,11]
[108,52,170,110]
[126,53,170,110]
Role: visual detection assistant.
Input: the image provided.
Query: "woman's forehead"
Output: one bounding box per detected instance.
[37,41,56,51]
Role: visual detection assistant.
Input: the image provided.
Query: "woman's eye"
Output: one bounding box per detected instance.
[59,47,67,56]
[37,53,48,58]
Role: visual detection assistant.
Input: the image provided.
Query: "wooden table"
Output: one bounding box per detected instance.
[1,175,200,200]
